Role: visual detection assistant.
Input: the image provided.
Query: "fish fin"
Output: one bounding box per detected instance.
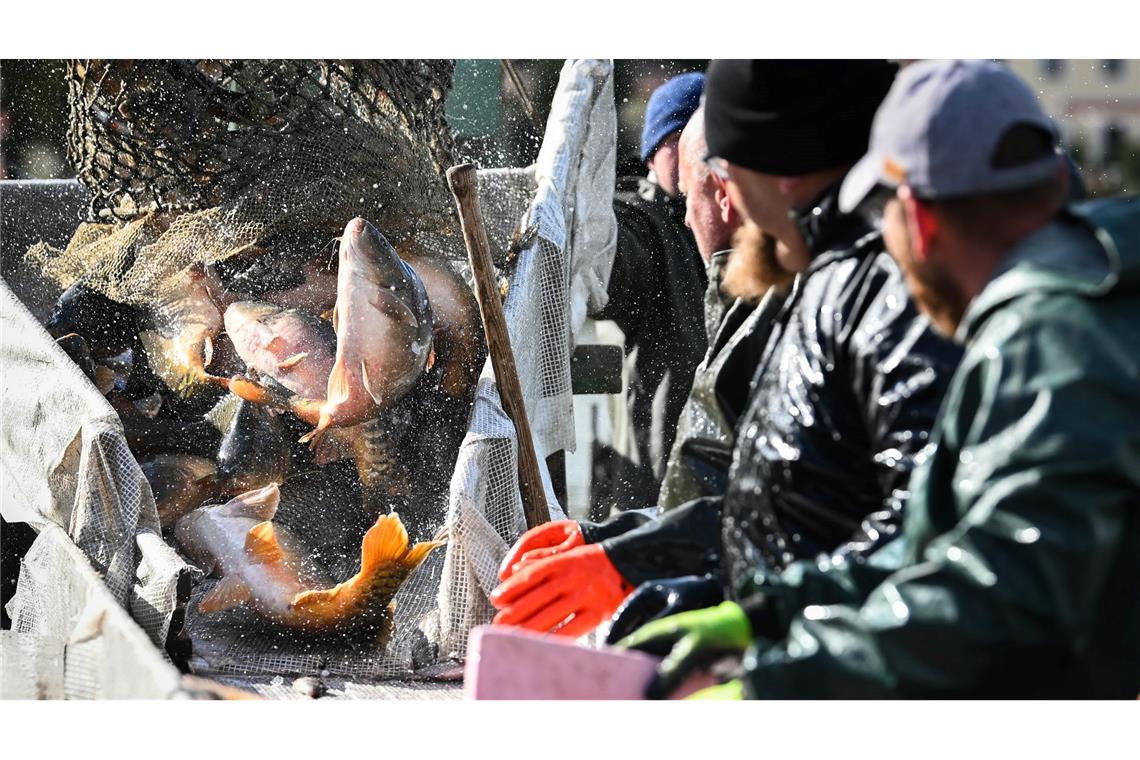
[297,414,331,447]
[199,576,252,614]
[425,348,436,372]
[244,521,284,565]
[203,336,214,368]
[201,373,232,389]
[327,357,351,406]
[329,303,339,331]
[312,427,355,465]
[403,539,446,569]
[218,483,279,521]
[360,357,384,406]
[228,375,268,405]
[276,352,307,371]
[359,513,411,576]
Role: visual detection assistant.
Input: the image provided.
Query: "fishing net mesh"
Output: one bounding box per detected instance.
[25,60,463,309]
[3,58,616,692]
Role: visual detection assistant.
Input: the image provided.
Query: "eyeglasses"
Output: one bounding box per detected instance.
[704,154,730,181]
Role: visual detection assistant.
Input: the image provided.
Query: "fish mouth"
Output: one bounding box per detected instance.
[340,217,373,259]
[339,218,395,276]
[346,217,367,236]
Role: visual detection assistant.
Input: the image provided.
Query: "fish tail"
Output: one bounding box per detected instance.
[288,513,443,625]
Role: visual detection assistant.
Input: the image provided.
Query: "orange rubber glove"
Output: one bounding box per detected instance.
[497,519,585,581]
[490,544,635,638]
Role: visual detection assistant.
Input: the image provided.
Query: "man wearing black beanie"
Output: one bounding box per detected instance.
[489,62,962,668]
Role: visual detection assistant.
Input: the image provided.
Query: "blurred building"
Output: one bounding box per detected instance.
[1008,59,1140,181]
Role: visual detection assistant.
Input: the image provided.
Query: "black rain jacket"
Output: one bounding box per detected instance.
[585,181,963,596]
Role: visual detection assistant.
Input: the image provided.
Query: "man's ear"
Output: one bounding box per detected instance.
[900,185,938,261]
[713,175,737,226]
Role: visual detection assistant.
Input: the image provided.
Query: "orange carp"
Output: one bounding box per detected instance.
[175,484,442,632]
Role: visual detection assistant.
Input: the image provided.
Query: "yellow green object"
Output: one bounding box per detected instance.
[686,679,745,701]
[618,600,752,699]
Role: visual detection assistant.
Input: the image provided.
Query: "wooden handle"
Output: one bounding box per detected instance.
[446,163,550,531]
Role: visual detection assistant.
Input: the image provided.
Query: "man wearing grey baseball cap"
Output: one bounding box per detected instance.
[636,60,1140,698]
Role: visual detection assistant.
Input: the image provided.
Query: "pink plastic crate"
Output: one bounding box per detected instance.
[464,625,715,700]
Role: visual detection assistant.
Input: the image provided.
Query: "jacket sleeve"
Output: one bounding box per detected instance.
[838,254,963,558]
[591,199,661,339]
[599,496,726,587]
[740,309,1137,697]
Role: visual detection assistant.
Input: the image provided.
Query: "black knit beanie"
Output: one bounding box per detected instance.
[704,59,898,176]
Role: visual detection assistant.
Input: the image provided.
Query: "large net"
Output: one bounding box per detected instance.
[26,60,463,309]
[3,59,617,694]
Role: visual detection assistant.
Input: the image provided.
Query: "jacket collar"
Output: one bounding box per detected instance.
[956,200,1135,342]
[792,178,874,261]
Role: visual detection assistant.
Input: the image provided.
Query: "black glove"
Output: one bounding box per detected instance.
[604,574,724,645]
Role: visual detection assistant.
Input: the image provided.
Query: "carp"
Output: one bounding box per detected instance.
[46,282,140,359]
[224,301,336,400]
[116,400,222,460]
[139,267,228,395]
[211,395,291,495]
[55,333,99,388]
[175,484,443,633]
[296,217,433,443]
[140,454,220,529]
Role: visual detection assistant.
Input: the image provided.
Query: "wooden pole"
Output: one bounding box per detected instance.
[500,59,542,134]
[446,163,550,531]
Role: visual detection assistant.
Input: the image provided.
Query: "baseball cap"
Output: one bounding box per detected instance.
[640,72,705,163]
[839,60,1061,214]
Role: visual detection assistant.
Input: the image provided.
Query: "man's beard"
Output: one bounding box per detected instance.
[893,231,969,338]
[722,221,795,303]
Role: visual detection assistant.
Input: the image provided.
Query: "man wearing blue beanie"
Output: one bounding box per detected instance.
[590,72,710,517]
[640,71,706,197]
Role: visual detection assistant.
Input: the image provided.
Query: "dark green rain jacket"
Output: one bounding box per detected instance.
[736,197,1140,698]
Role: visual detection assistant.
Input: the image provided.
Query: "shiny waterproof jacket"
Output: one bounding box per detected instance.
[703,249,735,345]
[718,186,963,585]
[592,176,708,509]
[736,198,1140,698]
[657,287,785,510]
[592,182,963,590]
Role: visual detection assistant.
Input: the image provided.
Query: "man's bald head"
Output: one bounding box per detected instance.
[679,106,711,187]
[678,106,739,263]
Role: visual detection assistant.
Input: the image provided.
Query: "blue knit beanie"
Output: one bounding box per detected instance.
[640,72,706,163]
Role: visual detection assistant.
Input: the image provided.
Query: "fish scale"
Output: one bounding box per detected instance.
[354,406,415,511]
